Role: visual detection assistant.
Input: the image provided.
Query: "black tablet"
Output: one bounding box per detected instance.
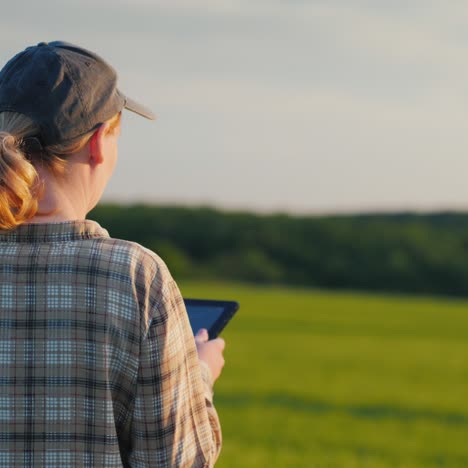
[184,298,239,339]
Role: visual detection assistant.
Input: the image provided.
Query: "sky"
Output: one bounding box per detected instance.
[1,0,468,214]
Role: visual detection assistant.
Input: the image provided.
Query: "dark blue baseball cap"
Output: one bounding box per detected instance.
[0,41,156,146]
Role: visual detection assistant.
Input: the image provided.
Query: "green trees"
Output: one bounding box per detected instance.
[90,204,468,297]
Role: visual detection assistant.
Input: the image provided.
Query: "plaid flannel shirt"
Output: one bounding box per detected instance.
[0,220,222,467]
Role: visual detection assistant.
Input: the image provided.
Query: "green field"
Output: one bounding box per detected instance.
[179,281,468,468]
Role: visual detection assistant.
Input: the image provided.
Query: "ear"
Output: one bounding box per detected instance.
[88,122,111,166]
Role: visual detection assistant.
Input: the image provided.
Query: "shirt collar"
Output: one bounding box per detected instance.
[0,219,110,243]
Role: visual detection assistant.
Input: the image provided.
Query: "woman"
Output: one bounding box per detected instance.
[0,41,225,467]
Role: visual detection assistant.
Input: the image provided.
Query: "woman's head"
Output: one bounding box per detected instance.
[0,41,154,229]
[0,111,122,229]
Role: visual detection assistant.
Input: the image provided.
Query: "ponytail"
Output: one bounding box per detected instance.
[0,115,42,230]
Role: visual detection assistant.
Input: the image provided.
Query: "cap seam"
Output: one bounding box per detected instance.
[56,50,91,139]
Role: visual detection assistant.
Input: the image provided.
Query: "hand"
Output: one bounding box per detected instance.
[195,329,226,384]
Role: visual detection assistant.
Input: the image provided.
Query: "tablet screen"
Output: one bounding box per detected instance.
[186,304,226,336]
[184,299,239,338]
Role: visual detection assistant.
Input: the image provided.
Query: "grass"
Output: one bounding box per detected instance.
[179,281,468,468]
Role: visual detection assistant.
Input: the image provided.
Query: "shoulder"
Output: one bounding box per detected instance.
[95,236,175,297]
[96,235,170,276]
[95,237,179,328]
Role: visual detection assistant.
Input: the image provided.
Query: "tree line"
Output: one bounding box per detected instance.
[90,204,468,297]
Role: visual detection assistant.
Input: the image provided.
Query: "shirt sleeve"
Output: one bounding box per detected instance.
[127,278,222,467]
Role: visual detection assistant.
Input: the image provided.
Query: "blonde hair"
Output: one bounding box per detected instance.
[0,111,121,230]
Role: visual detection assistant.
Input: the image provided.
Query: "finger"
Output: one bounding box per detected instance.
[213,337,225,351]
[195,328,209,343]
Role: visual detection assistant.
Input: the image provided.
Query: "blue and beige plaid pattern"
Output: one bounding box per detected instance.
[0,220,221,467]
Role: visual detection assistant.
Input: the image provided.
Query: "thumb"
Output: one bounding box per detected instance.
[195,328,209,344]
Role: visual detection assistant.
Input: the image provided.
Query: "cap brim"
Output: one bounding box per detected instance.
[124,96,157,120]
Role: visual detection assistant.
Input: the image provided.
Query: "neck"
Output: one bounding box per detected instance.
[24,167,88,224]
